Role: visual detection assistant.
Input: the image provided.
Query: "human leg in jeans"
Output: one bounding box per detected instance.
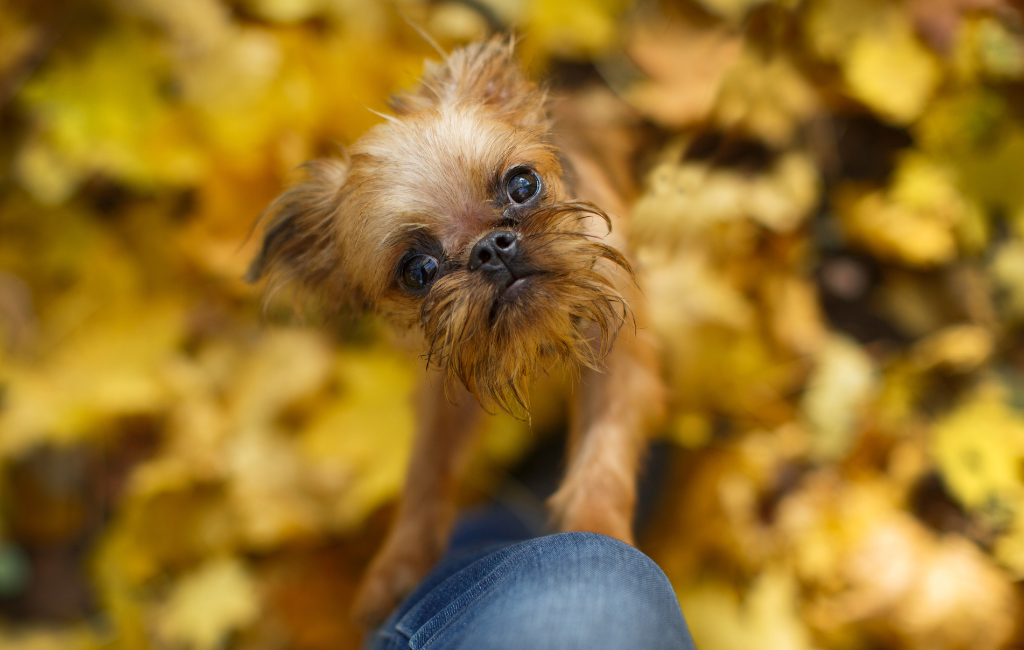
[363,507,695,650]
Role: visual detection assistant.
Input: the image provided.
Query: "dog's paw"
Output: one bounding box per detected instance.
[562,512,635,546]
[550,489,636,546]
[351,538,438,628]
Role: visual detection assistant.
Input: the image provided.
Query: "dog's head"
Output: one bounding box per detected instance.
[248,37,630,412]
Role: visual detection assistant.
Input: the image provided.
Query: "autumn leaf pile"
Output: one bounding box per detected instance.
[1,0,1024,648]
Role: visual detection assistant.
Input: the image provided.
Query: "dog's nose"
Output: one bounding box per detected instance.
[468,230,519,273]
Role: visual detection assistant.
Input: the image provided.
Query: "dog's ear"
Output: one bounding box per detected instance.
[389,36,547,127]
[246,157,349,299]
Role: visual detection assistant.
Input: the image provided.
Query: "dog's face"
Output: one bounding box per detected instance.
[248,39,629,411]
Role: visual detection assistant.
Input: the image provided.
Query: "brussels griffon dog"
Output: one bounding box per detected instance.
[247,36,664,625]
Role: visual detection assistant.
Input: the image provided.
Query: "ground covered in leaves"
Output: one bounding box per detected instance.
[1,0,1024,648]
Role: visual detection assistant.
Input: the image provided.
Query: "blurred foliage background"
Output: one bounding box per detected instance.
[1,0,1024,648]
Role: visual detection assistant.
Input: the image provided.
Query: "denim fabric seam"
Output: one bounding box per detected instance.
[400,542,537,650]
[391,542,515,638]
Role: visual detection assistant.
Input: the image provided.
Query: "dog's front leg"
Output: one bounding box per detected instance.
[549,311,665,546]
[352,369,483,626]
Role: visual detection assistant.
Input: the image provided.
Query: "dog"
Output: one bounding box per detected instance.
[247,36,665,626]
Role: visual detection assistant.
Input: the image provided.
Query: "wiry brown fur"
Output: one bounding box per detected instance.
[249,39,630,411]
[421,201,631,412]
[248,35,666,628]
[389,36,548,126]
[246,156,350,298]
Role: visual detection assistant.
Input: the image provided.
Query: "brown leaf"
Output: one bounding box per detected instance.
[625,22,742,128]
[907,0,1013,54]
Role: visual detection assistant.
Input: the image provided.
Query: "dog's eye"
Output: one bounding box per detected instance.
[401,254,439,290]
[507,170,540,204]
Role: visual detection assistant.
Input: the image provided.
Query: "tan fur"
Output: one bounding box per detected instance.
[248,36,665,627]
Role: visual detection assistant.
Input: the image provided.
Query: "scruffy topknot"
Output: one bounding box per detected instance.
[389,35,548,128]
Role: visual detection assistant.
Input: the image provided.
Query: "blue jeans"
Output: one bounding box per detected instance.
[364,529,696,650]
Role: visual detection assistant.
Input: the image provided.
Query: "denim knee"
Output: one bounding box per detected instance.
[492,532,690,650]
[393,532,694,650]
[518,531,680,615]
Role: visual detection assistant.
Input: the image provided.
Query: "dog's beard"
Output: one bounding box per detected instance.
[420,202,631,415]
